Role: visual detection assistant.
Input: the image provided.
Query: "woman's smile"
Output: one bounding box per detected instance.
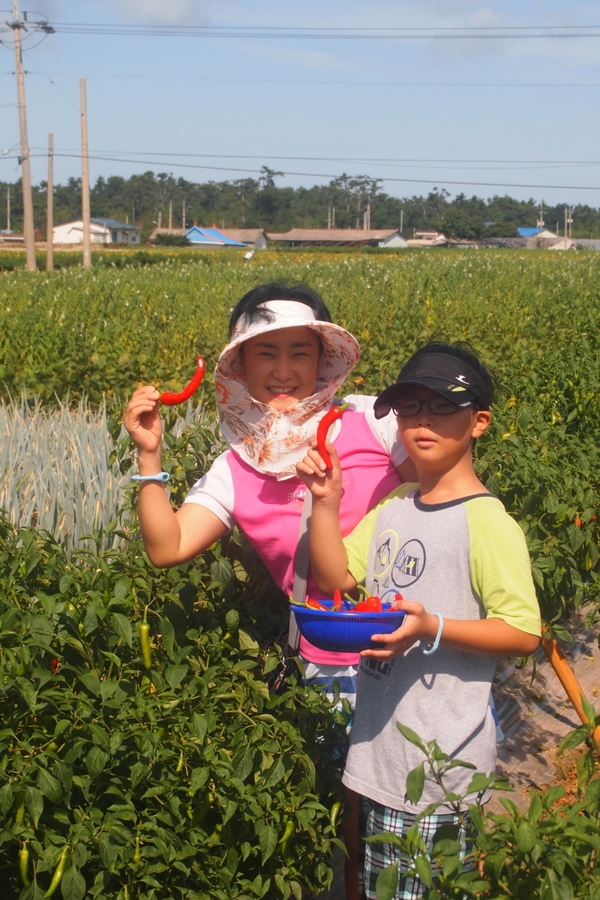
[241,326,322,411]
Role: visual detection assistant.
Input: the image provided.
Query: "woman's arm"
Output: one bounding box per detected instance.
[124,386,230,566]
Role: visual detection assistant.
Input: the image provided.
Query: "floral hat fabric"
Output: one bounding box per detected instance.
[214,300,360,479]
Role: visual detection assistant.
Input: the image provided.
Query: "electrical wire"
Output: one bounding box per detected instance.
[27,150,600,192]
[47,23,600,41]
[3,71,600,89]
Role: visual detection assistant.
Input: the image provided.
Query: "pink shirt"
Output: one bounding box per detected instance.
[185,397,405,665]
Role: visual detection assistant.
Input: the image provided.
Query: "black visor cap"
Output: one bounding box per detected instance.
[374,352,491,419]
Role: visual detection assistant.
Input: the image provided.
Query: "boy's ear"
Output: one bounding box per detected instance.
[471,409,492,439]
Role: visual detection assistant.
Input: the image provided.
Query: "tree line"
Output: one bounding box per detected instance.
[1,168,599,240]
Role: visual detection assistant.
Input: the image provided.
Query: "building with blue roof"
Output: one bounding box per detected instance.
[185,225,247,247]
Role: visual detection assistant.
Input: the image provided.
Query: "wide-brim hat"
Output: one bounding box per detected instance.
[374,351,490,419]
[216,299,360,387]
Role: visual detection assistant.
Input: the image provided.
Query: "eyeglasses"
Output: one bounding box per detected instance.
[391,397,476,417]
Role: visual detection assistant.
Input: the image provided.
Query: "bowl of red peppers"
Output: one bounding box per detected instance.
[289,589,406,653]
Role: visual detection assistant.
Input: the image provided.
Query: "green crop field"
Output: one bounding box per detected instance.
[0,250,598,899]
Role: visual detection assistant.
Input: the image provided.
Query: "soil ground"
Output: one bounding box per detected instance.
[489,607,599,812]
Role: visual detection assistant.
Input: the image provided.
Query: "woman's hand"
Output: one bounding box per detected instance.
[123,386,163,456]
[360,597,438,660]
[296,439,342,505]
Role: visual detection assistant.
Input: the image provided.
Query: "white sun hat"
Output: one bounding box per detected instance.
[214,300,361,479]
[216,299,360,384]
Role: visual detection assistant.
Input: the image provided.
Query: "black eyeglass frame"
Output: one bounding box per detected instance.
[391,397,478,417]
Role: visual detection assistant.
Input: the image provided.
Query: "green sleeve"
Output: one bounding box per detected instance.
[466,497,541,636]
[343,484,417,586]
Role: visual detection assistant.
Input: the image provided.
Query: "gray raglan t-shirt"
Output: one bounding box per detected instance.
[342,485,540,813]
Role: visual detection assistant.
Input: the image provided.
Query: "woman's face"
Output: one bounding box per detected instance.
[240,326,321,412]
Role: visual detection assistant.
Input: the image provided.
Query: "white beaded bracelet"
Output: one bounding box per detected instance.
[422,613,444,655]
[131,472,170,483]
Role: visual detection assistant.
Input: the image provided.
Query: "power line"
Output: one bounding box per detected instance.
[23,150,600,192]
[44,22,600,40]
[3,71,600,89]
[26,148,600,169]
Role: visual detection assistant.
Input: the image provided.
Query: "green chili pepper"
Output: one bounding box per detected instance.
[139,609,152,670]
[133,836,141,867]
[278,817,295,857]
[330,800,343,830]
[176,750,184,773]
[19,842,30,886]
[14,793,25,824]
[44,846,68,898]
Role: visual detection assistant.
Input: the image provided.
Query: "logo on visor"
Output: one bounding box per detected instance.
[392,539,426,588]
[455,375,470,384]
[448,384,467,392]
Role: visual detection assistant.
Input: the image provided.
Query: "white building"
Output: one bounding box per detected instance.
[53,218,141,245]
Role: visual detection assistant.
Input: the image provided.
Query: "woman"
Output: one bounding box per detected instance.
[124,282,416,899]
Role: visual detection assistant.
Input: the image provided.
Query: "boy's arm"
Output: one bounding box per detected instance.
[362,598,540,660]
[296,441,358,594]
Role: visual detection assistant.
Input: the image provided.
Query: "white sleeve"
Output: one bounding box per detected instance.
[182,451,235,530]
[342,394,407,468]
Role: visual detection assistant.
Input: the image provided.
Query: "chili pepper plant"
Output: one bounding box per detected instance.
[0,513,346,900]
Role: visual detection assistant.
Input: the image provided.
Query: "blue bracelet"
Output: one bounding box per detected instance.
[131,472,170,483]
[422,613,444,655]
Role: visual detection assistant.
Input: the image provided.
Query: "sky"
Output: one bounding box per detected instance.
[1,0,600,209]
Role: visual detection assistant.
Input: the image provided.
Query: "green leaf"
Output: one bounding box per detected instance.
[375,862,398,900]
[78,671,100,697]
[37,767,62,803]
[257,821,278,864]
[190,713,208,743]
[414,854,433,886]
[516,821,537,854]
[395,723,427,754]
[110,613,132,647]
[25,786,44,827]
[86,747,109,779]
[165,664,188,689]
[190,767,209,792]
[238,629,259,653]
[61,864,86,900]
[405,762,425,805]
[226,608,240,631]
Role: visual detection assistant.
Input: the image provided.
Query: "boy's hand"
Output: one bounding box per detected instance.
[360,597,438,660]
[124,386,163,456]
[296,439,342,505]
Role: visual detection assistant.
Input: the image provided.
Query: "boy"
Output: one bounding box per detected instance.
[296,342,541,900]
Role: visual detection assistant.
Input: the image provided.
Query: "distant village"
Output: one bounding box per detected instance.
[2,218,598,251]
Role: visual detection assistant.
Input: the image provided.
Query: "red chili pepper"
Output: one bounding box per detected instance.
[306,598,329,610]
[333,589,342,611]
[353,596,383,612]
[159,356,205,406]
[316,403,349,470]
[50,658,59,674]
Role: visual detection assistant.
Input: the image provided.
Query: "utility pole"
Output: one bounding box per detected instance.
[168,199,172,230]
[80,77,91,267]
[10,0,36,270]
[46,132,53,271]
[182,199,186,230]
[6,186,10,232]
[400,208,404,235]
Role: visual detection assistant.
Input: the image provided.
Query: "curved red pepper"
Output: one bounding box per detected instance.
[316,403,348,470]
[160,356,205,406]
[333,589,342,611]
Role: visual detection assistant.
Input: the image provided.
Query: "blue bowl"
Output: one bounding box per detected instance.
[290,599,406,653]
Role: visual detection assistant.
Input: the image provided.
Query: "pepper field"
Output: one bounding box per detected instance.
[0,249,598,899]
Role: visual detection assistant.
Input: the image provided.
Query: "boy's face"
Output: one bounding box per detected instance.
[395,385,491,472]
